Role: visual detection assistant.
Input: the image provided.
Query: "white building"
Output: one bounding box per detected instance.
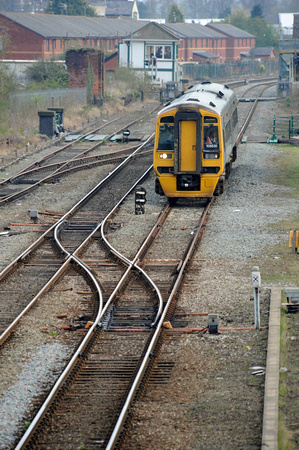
[119,21,180,83]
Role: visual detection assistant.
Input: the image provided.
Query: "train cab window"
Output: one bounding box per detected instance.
[204,125,219,150]
[158,124,174,150]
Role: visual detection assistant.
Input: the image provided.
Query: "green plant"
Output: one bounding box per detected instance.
[48,331,58,336]
[86,61,95,105]
[23,422,31,430]
[26,58,68,90]
[111,66,153,95]
[0,63,18,120]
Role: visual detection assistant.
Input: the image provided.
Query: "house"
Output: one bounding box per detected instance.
[206,23,256,61]
[119,21,180,83]
[89,0,139,19]
[163,22,227,63]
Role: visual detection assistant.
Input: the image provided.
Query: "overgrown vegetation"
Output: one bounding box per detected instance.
[108,66,153,100]
[26,59,68,90]
[271,146,299,198]
[0,63,18,134]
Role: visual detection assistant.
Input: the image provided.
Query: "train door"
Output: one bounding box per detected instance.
[174,110,202,190]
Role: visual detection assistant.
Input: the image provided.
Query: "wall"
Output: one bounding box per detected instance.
[0,15,44,60]
[9,87,87,112]
[65,49,104,98]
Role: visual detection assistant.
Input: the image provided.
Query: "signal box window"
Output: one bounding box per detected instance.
[158,124,174,150]
[204,125,219,150]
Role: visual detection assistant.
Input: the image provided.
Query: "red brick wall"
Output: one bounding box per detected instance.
[178,37,226,64]
[105,53,119,72]
[65,49,104,97]
[0,14,44,59]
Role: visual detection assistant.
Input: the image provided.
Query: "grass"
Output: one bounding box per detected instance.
[270,145,299,198]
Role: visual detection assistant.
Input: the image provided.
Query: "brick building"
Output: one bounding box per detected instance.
[205,23,255,61]
[0,12,144,62]
[163,22,227,63]
[0,12,257,84]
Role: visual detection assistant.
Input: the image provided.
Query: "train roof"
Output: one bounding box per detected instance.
[159,82,237,117]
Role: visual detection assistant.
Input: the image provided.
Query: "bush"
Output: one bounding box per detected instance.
[111,66,153,98]
[26,58,68,90]
[0,63,18,132]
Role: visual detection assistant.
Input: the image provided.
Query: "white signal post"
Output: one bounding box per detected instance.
[251,266,261,329]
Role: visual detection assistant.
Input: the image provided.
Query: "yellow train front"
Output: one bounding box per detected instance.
[154,81,238,199]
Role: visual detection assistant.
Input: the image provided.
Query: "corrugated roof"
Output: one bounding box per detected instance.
[193,51,220,59]
[206,23,255,39]
[0,12,147,38]
[253,47,275,57]
[163,22,226,39]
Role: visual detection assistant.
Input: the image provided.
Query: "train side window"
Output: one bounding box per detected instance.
[232,108,238,128]
[204,125,219,150]
[225,121,231,142]
[158,124,174,150]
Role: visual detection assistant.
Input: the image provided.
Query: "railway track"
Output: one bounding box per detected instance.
[0,105,158,207]
[15,194,212,449]
[0,78,281,449]
[0,138,153,339]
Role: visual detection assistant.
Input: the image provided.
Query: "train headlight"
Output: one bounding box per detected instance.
[203,152,220,159]
[159,153,172,159]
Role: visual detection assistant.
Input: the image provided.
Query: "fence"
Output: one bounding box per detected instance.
[182,59,278,81]
[268,115,299,143]
[9,87,87,112]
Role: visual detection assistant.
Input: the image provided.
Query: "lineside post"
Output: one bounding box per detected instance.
[251,266,261,329]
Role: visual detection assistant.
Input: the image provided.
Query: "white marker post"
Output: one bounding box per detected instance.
[251,266,261,329]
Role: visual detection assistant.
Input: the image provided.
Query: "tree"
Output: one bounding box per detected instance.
[168,4,184,23]
[251,4,263,18]
[45,0,96,16]
[247,17,279,47]
[137,1,148,18]
[219,7,231,19]
[225,9,279,49]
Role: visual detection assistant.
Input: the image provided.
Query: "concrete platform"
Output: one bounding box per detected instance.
[262,287,281,449]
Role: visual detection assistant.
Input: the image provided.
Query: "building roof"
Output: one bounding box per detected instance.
[241,47,275,58]
[252,47,275,57]
[206,23,255,39]
[125,21,180,42]
[162,22,226,39]
[0,12,146,39]
[193,51,220,59]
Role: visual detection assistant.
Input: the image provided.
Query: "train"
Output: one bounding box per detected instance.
[154,81,239,200]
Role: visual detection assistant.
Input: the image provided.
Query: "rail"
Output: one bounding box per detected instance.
[15,169,166,449]
[106,199,212,449]
[0,133,155,345]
